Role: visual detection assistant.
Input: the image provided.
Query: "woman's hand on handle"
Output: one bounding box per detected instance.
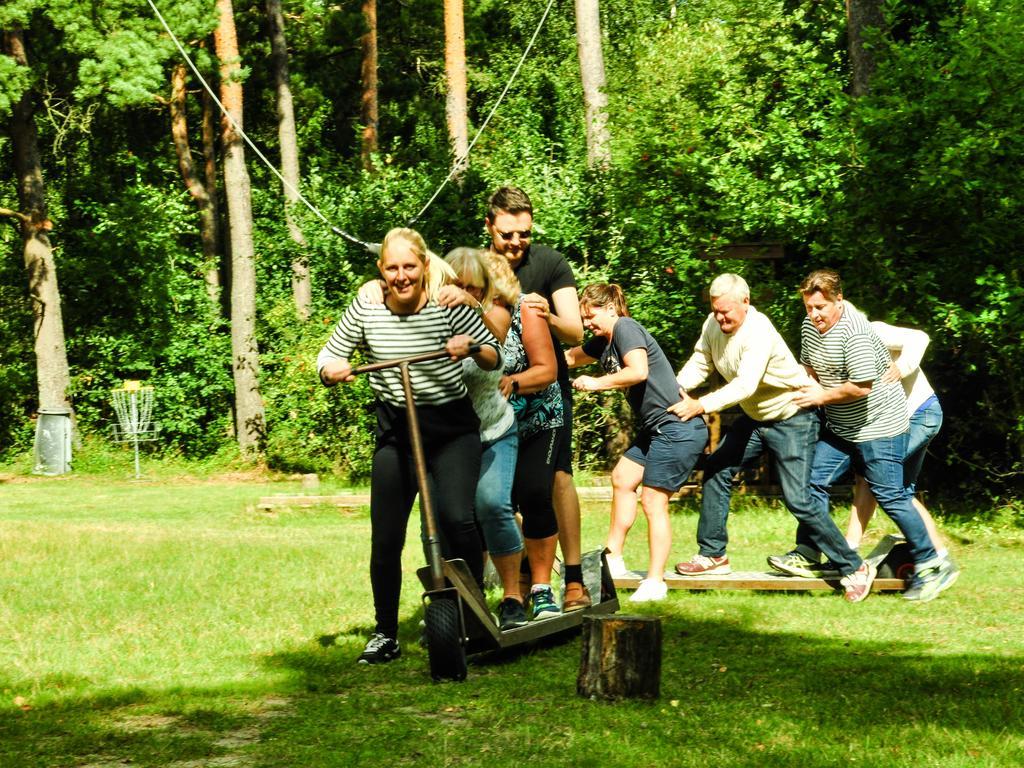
[445,334,476,360]
[320,359,354,387]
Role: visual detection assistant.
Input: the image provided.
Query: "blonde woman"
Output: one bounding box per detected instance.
[318,228,500,664]
[440,248,530,629]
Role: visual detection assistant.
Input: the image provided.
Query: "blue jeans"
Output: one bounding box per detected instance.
[904,397,942,491]
[475,424,523,556]
[700,409,862,574]
[802,427,938,565]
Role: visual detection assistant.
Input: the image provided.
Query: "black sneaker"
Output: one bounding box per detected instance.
[498,597,528,630]
[358,632,401,664]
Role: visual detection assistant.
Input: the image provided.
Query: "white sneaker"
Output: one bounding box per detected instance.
[629,578,668,603]
[606,554,629,578]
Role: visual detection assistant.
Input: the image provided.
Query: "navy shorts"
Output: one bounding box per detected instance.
[624,417,708,492]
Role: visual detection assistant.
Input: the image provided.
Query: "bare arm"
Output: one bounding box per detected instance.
[793,379,872,408]
[573,348,648,392]
[319,359,354,387]
[500,304,557,396]
[445,335,500,371]
[437,286,511,344]
[565,346,597,369]
[522,286,584,345]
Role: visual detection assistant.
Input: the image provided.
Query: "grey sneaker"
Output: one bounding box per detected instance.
[937,555,961,590]
[903,557,959,602]
[767,548,821,578]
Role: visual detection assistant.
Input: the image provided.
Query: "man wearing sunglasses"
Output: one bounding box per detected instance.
[485,186,589,612]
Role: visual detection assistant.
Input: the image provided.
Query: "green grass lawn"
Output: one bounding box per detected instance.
[1,472,1022,767]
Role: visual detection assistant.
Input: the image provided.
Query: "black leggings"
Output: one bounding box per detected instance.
[369,430,483,638]
[513,427,561,540]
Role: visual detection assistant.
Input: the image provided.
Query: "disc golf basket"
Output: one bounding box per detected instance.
[111,381,158,478]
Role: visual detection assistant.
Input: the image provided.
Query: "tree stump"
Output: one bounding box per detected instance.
[577,614,661,700]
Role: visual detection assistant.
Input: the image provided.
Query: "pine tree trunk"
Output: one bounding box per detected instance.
[170,62,222,309]
[574,0,611,168]
[443,0,469,176]
[2,29,72,415]
[266,0,311,320]
[360,0,379,171]
[846,0,885,97]
[213,0,267,456]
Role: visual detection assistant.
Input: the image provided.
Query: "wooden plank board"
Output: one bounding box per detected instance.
[613,571,906,592]
[257,494,369,509]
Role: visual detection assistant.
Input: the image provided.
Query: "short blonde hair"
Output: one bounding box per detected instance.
[379,227,454,301]
[444,247,522,310]
[445,247,494,308]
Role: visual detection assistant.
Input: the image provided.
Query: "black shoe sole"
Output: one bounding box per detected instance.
[358,651,401,664]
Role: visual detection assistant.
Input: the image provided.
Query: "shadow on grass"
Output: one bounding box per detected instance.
[0,684,273,766]
[257,611,1024,766]
[3,611,1022,767]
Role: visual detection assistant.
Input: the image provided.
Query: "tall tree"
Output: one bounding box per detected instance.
[200,79,222,308]
[1,28,72,417]
[443,0,469,175]
[359,0,379,171]
[846,0,885,96]
[170,62,222,308]
[213,0,267,455]
[266,0,311,320]
[574,0,610,168]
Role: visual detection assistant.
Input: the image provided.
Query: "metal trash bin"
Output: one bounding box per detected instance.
[34,407,72,475]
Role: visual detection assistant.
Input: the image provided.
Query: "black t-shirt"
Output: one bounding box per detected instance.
[582,317,680,431]
[512,243,577,387]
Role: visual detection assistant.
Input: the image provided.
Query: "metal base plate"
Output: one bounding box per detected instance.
[417,549,620,655]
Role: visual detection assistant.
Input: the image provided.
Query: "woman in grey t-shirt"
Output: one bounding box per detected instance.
[567,283,708,603]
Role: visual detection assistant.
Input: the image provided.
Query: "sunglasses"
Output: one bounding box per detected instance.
[495,229,532,241]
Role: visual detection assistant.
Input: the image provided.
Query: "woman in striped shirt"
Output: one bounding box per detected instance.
[317,227,501,665]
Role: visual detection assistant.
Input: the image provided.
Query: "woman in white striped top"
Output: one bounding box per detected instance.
[317,227,501,664]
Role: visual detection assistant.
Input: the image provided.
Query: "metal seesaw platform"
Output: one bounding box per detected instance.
[417,548,619,655]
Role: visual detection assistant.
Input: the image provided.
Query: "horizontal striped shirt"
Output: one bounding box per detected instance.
[800,304,908,442]
[317,298,500,407]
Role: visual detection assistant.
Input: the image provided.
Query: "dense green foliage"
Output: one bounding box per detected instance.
[1,0,1022,496]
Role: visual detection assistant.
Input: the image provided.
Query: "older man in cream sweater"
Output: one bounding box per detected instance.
[669,274,866,594]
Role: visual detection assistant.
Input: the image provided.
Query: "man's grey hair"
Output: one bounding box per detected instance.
[709,273,750,301]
